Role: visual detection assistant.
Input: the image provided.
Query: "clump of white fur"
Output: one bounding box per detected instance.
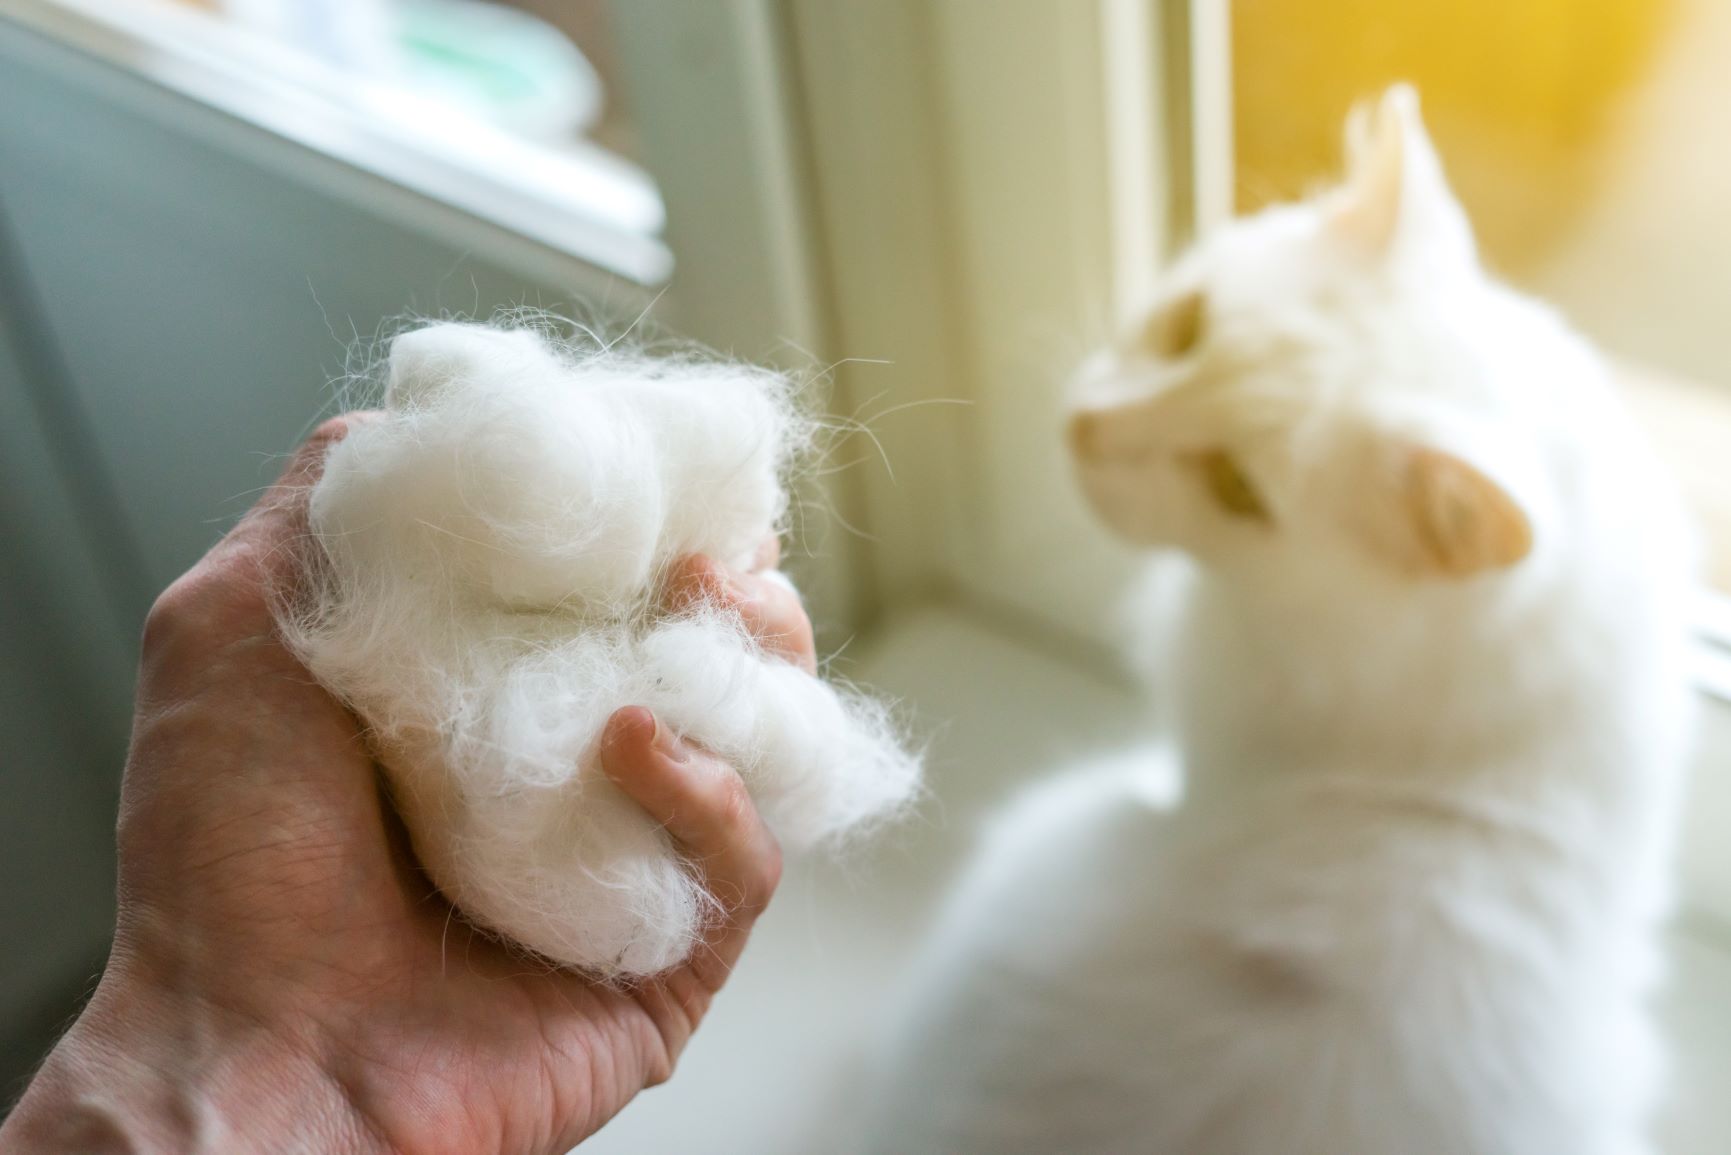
[872,87,1697,1154]
[281,322,919,977]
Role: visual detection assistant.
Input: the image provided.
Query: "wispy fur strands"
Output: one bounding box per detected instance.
[278,322,920,977]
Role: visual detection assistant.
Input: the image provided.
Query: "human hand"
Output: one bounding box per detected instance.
[0,415,813,1155]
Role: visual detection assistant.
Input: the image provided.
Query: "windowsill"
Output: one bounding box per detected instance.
[1621,363,1731,704]
[1623,362,1731,590]
[0,0,673,286]
[578,602,1730,1155]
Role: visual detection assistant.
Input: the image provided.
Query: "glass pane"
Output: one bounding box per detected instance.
[28,0,668,280]
[163,0,637,156]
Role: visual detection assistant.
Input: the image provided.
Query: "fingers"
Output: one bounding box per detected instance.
[600,708,782,917]
[600,708,782,981]
[221,411,384,585]
[595,706,782,1072]
[663,554,817,674]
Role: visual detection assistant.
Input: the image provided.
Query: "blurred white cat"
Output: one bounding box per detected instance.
[871,86,1696,1155]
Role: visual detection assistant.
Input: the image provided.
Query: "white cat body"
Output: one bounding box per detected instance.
[871,88,1694,1155]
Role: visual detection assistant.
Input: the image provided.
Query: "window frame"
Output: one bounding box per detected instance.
[0,0,672,289]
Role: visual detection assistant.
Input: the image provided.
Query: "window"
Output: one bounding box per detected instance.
[4,0,670,284]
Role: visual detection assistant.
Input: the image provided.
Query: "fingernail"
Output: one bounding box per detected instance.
[649,713,690,764]
[608,706,655,750]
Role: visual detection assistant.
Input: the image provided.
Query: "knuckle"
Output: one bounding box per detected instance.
[715,773,756,835]
[141,560,265,658]
[643,1052,676,1088]
[285,412,375,482]
[289,416,352,476]
[750,842,784,906]
[762,595,816,667]
[307,414,355,452]
[678,554,719,582]
[769,583,809,625]
[142,569,219,651]
[664,555,726,609]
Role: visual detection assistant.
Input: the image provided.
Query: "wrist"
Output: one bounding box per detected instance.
[1,961,392,1155]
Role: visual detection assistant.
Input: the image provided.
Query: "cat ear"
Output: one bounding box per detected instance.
[1331,85,1475,266]
[1353,423,1538,579]
[1397,445,1533,577]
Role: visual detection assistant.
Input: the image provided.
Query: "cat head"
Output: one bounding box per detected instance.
[1068,86,1582,587]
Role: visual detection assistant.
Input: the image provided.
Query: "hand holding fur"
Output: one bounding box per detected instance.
[279,324,920,977]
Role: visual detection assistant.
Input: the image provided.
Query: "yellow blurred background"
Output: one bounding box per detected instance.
[1235,0,1731,590]
[1234,0,1674,274]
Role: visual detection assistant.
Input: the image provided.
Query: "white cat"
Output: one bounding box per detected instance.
[869,87,1696,1155]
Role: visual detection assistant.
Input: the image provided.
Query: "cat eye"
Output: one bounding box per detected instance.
[1187,448,1270,524]
[1137,289,1206,360]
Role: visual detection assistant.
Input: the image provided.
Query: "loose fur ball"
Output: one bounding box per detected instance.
[279,322,920,977]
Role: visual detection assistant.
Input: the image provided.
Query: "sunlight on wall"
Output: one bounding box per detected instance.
[1235,0,1731,587]
[1232,0,1674,275]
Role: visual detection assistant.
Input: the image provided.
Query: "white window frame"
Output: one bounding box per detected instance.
[0,0,672,289]
[604,0,1231,643]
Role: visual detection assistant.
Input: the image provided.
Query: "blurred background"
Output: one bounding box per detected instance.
[2,1,1729,1150]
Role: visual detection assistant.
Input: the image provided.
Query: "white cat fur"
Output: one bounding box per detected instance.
[870,87,1695,1154]
[281,322,920,978]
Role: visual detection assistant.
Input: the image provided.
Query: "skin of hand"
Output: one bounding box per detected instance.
[0,415,814,1155]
